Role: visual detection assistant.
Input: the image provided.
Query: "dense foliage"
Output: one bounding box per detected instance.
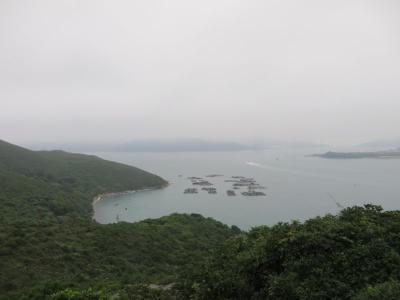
[352,280,400,300]
[0,140,238,299]
[178,205,400,299]
[1,213,236,299]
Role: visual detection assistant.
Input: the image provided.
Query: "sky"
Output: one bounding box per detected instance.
[1,0,400,146]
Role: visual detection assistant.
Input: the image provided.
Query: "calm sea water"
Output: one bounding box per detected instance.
[92,148,400,229]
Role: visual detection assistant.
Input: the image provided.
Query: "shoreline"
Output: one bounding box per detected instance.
[91,183,169,221]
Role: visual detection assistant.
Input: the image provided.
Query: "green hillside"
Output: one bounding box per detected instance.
[0,140,239,299]
[1,213,237,299]
[179,205,400,300]
[0,139,167,223]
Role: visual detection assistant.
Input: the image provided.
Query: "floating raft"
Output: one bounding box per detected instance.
[192,181,213,186]
[202,187,217,194]
[233,182,257,187]
[184,188,198,194]
[241,191,266,196]
[227,190,236,196]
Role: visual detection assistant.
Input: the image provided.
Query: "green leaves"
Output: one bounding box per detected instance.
[49,288,109,300]
[0,214,237,299]
[352,280,400,300]
[179,206,400,300]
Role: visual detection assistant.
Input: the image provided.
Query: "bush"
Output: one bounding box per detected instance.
[178,205,400,300]
[352,280,400,300]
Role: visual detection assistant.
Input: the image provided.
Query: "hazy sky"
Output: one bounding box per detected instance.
[1,0,400,146]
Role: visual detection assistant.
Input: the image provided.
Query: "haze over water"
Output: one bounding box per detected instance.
[93,147,400,229]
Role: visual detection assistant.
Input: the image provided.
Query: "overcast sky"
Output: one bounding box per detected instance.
[1,0,400,146]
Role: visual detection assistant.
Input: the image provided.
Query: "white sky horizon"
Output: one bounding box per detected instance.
[1,0,400,146]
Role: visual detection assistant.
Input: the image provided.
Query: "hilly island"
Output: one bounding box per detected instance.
[312,149,400,159]
[2,140,400,299]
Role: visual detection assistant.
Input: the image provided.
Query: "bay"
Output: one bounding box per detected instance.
[92,147,400,229]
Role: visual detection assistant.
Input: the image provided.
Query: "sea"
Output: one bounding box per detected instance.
[91,147,400,230]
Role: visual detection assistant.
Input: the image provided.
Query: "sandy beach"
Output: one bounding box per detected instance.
[91,184,169,220]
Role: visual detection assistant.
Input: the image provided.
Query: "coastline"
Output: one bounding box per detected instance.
[91,183,169,221]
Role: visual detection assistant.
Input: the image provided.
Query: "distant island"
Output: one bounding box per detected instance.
[312,148,400,159]
[28,138,323,153]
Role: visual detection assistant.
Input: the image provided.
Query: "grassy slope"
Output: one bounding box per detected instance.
[0,140,167,192]
[0,139,167,222]
[0,140,239,299]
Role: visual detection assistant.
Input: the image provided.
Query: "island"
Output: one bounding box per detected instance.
[312,148,400,159]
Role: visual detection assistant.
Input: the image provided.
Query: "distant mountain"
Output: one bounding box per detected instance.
[245,138,326,149]
[113,139,257,152]
[28,138,324,153]
[358,139,400,149]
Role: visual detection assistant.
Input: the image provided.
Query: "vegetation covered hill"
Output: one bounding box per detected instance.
[0,140,239,299]
[1,213,237,299]
[0,139,167,223]
[2,140,400,299]
[178,205,400,300]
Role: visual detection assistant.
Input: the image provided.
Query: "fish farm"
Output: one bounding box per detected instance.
[183,174,266,197]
